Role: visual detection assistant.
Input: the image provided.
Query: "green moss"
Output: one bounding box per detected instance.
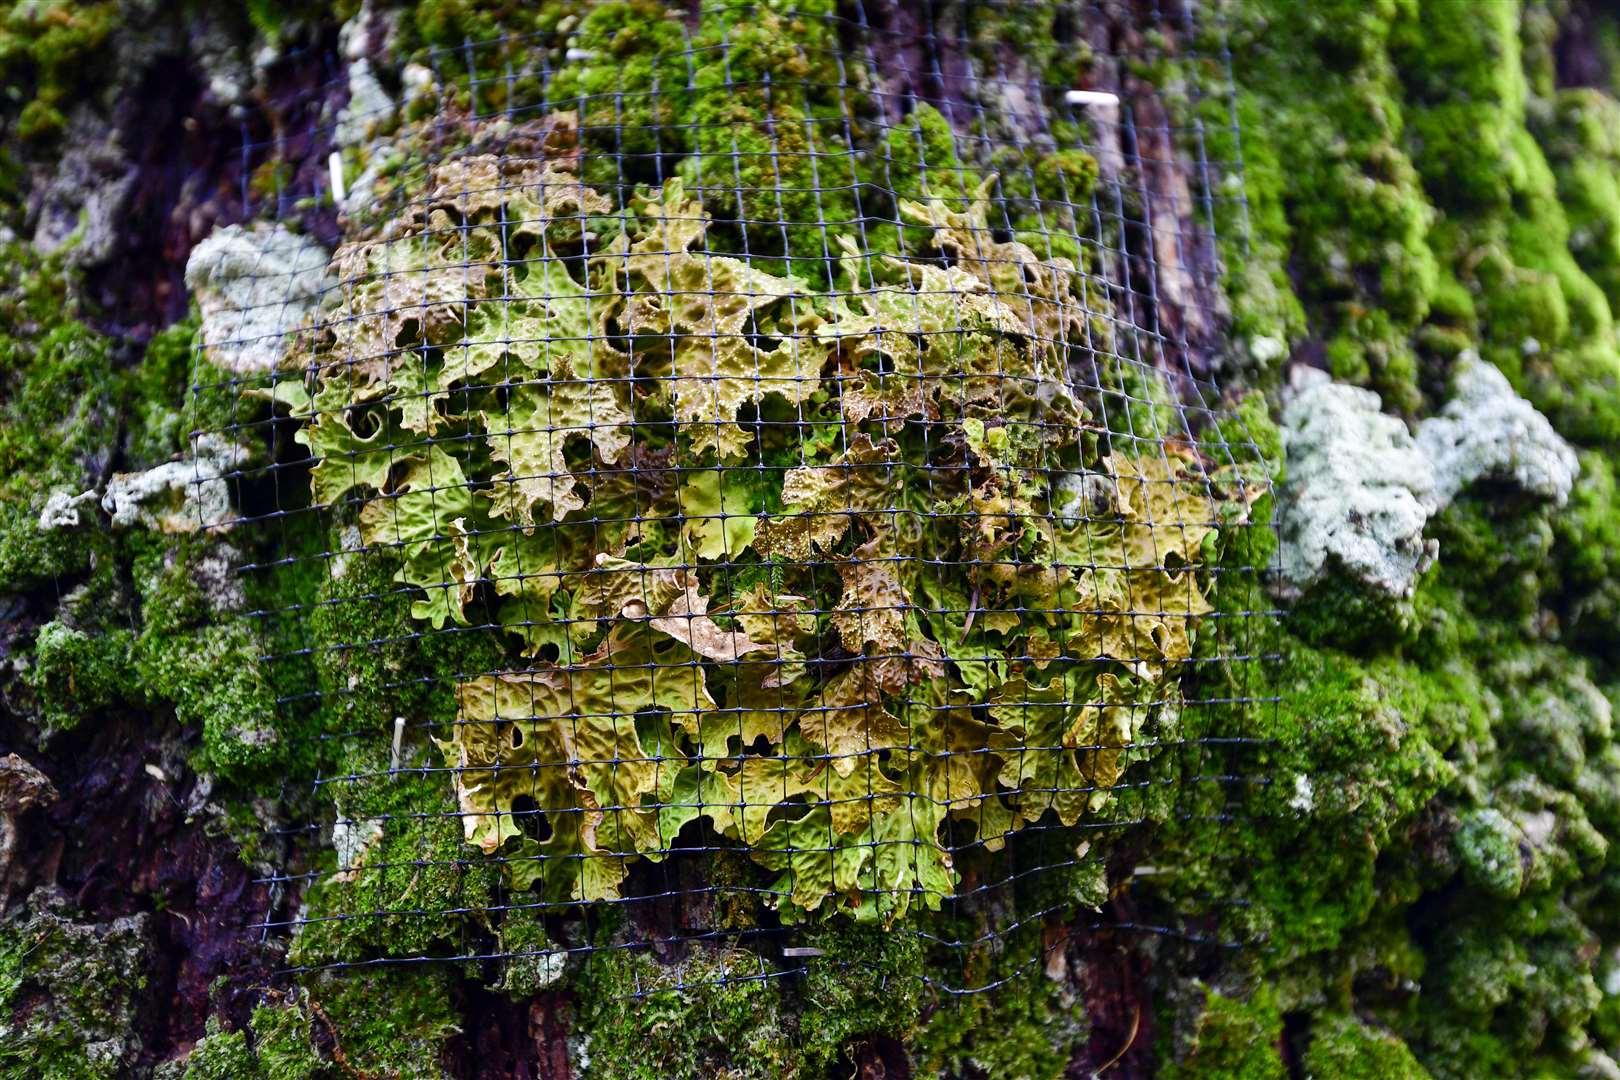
[1160,617,1479,977]
[572,924,938,1078]
[1286,567,1425,653]
[1226,532,1603,1046]
[137,622,281,774]
[681,2,853,278]
[1554,450,1620,650]
[305,547,503,747]
[1393,0,1526,212]
[1101,359,1190,445]
[1205,0,1440,411]
[15,97,66,141]
[25,620,132,736]
[395,0,573,114]
[248,539,510,953]
[1535,89,1620,310]
[123,536,282,778]
[249,967,459,1080]
[0,253,301,774]
[993,136,1097,268]
[1192,90,1305,372]
[1304,1013,1431,1079]
[245,998,320,1080]
[289,773,500,966]
[412,0,521,47]
[0,248,118,593]
[173,1020,258,1080]
[859,103,981,257]
[0,1,120,144]
[1033,148,1099,206]
[797,925,927,1063]
[492,907,562,998]
[20,518,504,793]
[516,0,861,271]
[1425,494,1553,628]
[547,1,690,190]
[1174,457,1620,1079]
[126,314,220,467]
[1162,985,1286,1080]
[1387,1,1620,448]
[1404,891,1605,1080]
[1454,808,1524,899]
[1209,388,1284,469]
[575,947,797,1079]
[1205,0,1620,433]
[912,925,1086,1080]
[0,893,150,1079]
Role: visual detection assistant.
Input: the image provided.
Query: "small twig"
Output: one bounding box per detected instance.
[396,866,423,905]
[1095,1005,1142,1076]
[309,998,381,1080]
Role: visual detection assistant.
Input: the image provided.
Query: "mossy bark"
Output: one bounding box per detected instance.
[4,2,1620,1078]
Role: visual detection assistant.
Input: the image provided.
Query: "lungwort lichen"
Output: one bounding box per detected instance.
[270,117,1240,922]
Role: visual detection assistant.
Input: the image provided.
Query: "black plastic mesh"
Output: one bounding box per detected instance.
[187,0,1277,997]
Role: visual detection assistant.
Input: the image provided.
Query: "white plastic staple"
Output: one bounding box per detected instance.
[1064,89,1120,107]
[328,151,347,203]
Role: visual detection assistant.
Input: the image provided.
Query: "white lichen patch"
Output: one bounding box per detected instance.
[100,434,244,533]
[1248,334,1287,365]
[334,2,401,161]
[1279,358,1582,607]
[184,223,330,374]
[331,815,385,881]
[326,524,366,581]
[504,948,568,991]
[37,489,99,531]
[335,59,397,150]
[1278,367,1437,600]
[1416,353,1580,509]
[192,546,247,613]
[1290,773,1316,814]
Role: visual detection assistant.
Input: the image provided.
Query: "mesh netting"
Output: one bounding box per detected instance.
[188,0,1275,997]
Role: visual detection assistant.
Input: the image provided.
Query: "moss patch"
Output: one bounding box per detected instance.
[1162,985,1286,1080]
[0,892,151,1079]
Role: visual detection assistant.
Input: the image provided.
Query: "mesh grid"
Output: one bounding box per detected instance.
[188,0,1278,999]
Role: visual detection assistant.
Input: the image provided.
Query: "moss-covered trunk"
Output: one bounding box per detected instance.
[4,2,1620,1078]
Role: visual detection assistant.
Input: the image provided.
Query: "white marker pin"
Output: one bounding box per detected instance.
[1064,89,1121,108]
[565,48,597,62]
[390,716,405,776]
[328,151,347,204]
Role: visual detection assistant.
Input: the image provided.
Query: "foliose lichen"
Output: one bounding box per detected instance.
[261,112,1235,924]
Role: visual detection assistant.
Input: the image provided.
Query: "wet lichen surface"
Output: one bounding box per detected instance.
[4,1,1620,1078]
